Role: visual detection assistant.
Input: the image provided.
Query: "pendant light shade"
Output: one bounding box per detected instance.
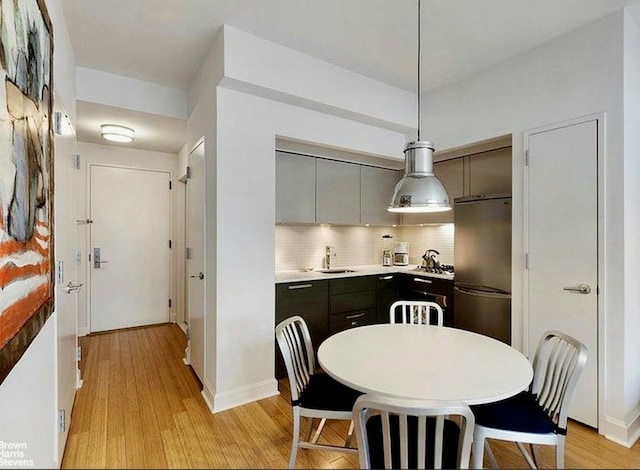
[388,140,450,212]
[388,0,451,214]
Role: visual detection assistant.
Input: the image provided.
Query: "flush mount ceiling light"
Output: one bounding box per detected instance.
[388,0,451,214]
[101,124,134,143]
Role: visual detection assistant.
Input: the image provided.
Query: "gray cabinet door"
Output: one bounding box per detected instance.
[468,147,512,195]
[316,159,361,224]
[276,151,316,223]
[401,158,463,225]
[361,166,401,226]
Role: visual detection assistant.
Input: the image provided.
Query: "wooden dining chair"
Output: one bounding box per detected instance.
[389,300,444,326]
[471,330,587,469]
[275,315,361,469]
[353,394,475,469]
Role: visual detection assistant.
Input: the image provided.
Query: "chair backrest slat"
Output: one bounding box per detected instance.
[389,300,444,326]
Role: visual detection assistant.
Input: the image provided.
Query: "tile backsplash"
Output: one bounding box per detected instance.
[275,224,454,271]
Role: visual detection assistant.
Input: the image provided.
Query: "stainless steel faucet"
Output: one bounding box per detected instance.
[325,245,334,269]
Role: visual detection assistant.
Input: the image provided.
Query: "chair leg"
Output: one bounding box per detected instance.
[556,437,565,469]
[472,433,486,469]
[345,420,355,448]
[516,442,537,469]
[303,417,313,442]
[289,407,301,469]
[484,441,499,469]
[531,444,541,468]
[310,418,327,444]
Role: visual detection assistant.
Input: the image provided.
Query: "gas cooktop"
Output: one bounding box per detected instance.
[413,264,455,275]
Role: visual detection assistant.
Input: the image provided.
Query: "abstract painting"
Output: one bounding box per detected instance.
[0,0,54,384]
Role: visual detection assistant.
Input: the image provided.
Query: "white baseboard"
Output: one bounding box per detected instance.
[604,412,640,448]
[201,378,279,414]
[77,326,89,337]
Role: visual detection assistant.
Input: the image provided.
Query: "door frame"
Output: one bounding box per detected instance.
[86,162,174,333]
[522,112,606,431]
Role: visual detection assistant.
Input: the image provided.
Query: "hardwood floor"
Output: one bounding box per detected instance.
[62,323,640,469]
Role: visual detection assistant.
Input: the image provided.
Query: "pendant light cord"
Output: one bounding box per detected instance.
[417,0,421,142]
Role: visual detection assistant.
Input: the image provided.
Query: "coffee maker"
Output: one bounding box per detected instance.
[393,242,409,266]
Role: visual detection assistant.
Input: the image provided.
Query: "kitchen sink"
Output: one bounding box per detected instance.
[316,268,357,274]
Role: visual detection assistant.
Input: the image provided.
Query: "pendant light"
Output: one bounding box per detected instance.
[388,0,451,213]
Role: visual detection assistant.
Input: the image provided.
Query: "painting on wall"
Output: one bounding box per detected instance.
[0,0,54,384]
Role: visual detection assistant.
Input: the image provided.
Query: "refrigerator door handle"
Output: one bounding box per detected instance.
[454,285,512,300]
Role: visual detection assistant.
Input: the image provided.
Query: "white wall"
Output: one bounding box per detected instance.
[623,9,640,443]
[0,0,77,466]
[75,142,181,335]
[187,26,413,412]
[418,10,638,444]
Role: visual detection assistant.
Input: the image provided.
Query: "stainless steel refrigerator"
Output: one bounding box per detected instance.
[453,194,512,344]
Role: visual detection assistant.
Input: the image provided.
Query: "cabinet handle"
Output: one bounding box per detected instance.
[379,275,393,280]
[413,277,433,284]
[346,312,366,320]
[288,283,312,290]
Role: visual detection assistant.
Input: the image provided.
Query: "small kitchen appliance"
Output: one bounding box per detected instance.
[382,234,393,266]
[393,242,409,266]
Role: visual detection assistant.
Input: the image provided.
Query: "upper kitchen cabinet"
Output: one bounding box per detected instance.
[400,157,464,225]
[467,147,512,195]
[276,151,316,223]
[316,159,361,224]
[361,166,401,226]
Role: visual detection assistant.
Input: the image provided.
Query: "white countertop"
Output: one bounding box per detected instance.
[275,264,454,283]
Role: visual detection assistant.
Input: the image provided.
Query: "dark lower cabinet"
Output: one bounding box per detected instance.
[275,272,454,379]
[376,274,399,323]
[328,276,376,334]
[275,280,329,379]
[399,274,454,326]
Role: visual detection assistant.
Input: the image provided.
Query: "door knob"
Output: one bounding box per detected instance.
[563,283,591,294]
[190,272,204,280]
[64,282,84,294]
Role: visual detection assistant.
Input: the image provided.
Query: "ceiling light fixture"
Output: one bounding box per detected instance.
[101,124,135,143]
[388,0,451,213]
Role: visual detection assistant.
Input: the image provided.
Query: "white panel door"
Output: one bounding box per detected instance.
[53,109,79,460]
[89,165,171,332]
[526,118,598,427]
[186,141,205,381]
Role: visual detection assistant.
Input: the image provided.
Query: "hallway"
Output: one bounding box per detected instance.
[61,324,640,469]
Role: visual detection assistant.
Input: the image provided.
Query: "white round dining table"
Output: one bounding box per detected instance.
[317,324,533,405]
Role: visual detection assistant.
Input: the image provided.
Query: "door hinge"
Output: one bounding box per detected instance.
[169,239,172,249]
[169,298,172,308]
[185,166,192,179]
[525,150,530,167]
[186,247,193,260]
[525,253,530,270]
[72,154,81,169]
[58,409,66,433]
[54,111,63,135]
[76,346,82,361]
[169,180,172,190]
[186,328,190,341]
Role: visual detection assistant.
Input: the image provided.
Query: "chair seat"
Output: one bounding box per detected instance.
[471,391,557,434]
[297,373,363,411]
[365,414,462,469]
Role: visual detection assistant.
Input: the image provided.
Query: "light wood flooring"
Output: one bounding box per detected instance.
[62,323,640,469]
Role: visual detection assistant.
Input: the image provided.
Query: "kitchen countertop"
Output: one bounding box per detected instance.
[275,264,454,283]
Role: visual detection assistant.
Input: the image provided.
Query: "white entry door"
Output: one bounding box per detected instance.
[89,165,171,332]
[526,117,599,428]
[186,141,205,381]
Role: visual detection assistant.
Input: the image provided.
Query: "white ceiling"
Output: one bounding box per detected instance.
[62,0,638,154]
